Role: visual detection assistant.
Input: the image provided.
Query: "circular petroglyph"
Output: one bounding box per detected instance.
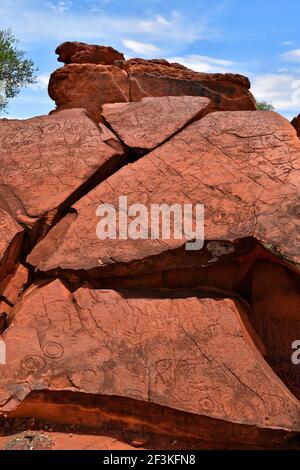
[42,341,64,359]
[210,210,238,226]
[82,369,97,382]
[20,355,45,374]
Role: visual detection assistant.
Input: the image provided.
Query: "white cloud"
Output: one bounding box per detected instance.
[167,54,235,73]
[123,39,160,56]
[47,1,72,13]
[251,73,300,115]
[281,48,300,61]
[281,41,295,46]
[0,2,210,51]
[29,74,50,91]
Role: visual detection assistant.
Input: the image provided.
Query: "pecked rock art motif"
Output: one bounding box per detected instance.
[102,96,211,153]
[0,108,125,237]
[28,110,300,278]
[1,280,300,444]
[1,42,300,448]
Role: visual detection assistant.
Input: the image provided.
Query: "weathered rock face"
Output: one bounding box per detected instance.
[102,96,211,153]
[250,260,300,398]
[49,65,130,122]
[0,109,126,239]
[48,47,256,122]
[55,41,124,65]
[124,58,256,112]
[0,263,28,318]
[0,210,23,284]
[1,43,300,449]
[1,280,300,445]
[291,114,300,137]
[28,111,300,279]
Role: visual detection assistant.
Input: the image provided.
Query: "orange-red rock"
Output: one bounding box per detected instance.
[102,96,211,152]
[1,280,299,444]
[0,210,23,283]
[0,109,125,238]
[55,41,124,65]
[48,52,256,122]
[291,114,300,137]
[48,65,130,122]
[250,260,300,398]
[0,263,28,312]
[124,58,256,112]
[28,111,300,279]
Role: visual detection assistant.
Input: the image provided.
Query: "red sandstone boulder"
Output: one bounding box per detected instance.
[27,111,300,279]
[48,50,256,122]
[102,96,211,153]
[0,109,125,239]
[1,280,299,445]
[250,260,300,398]
[49,65,130,122]
[0,263,28,317]
[55,41,124,65]
[0,210,23,284]
[124,58,256,112]
[291,114,300,137]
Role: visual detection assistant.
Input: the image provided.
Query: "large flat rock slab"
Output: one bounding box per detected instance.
[0,109,125,237]
[1,280,299,444]
[102,96,211,152]
[28,111,300,278]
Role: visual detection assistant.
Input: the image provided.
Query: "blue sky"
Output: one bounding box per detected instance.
[2,0,300,120]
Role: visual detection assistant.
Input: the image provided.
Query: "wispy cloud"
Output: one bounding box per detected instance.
[281,41,295,46]
[0,1,212,54]
[29,74,50,91]
[47,1,73,13]
[123,39,160,56]
[281,48,300,61]
[167,54,235,73]
[251,73,300,116]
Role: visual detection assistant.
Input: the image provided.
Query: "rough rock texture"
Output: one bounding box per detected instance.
[102,96,211,152]
[1,280,300,445]
[0,311,6,333]
[0,210,23,283]
[0,109,125,238]
[1,43,300,449]
[55,41,124,65]
[28,111,300,279]
[291,114,300,138]
[250,260,300,398]
[0,264,28,314]
[124,58,256,112]
[49,65,130,122]
[48,50,256,122]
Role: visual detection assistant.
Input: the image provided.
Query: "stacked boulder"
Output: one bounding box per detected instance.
[0,42,300,449]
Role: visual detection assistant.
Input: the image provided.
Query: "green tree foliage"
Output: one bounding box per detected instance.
[256,100,275,111]
[0,29,37,111]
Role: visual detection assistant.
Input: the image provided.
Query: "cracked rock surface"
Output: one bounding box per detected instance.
[28,111,300,277]
[1,280,300,445]
[102,96,211,153]
[0,108,125,239]
[49,48,256,122]
[1,42,300,449]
